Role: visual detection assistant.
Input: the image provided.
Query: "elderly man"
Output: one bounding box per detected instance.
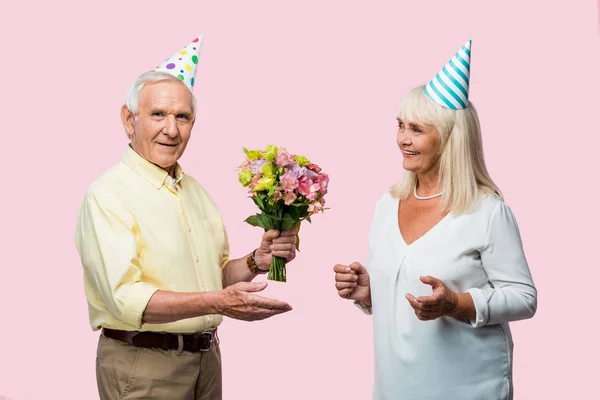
[74,36,296,400]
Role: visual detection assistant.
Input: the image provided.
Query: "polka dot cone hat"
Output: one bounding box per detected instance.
[156,35,203,91]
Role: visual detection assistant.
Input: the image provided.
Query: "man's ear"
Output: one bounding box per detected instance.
[121,105,136,137]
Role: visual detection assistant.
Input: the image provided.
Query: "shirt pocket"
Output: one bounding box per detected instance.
[199,218,226,260]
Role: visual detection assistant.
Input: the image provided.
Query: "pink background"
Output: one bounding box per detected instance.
[1,0,599,398]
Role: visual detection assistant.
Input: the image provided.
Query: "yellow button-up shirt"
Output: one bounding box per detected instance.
[74,146,229,333]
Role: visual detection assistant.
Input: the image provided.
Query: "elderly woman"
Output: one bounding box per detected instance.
[333,41,537,400]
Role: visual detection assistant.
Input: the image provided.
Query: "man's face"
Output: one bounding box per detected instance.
[122,80,195,173]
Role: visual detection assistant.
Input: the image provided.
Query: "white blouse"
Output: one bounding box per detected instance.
[359,191,537,400]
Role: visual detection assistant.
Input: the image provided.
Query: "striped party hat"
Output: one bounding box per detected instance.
[156,36,203,91]
[424,39,472,110]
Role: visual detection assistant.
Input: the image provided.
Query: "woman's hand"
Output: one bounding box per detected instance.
[406,276,459,321]
[333,262,371,306]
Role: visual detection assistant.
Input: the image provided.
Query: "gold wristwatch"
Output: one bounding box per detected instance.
[246,249,269,274]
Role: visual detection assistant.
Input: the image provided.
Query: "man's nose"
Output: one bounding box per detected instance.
[163,115,179,137]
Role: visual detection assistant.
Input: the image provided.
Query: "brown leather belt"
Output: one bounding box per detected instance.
[102,328,218,353]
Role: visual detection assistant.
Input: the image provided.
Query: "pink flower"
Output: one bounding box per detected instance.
[248,159,267,174]
[238,159,251,170]
[306,163,322,173]
[283,191,297,205]
[272,191,283,203]
[275,151,294,167]
[306,182,321,201]
[249,174,262,191]
[287,163,303,178]
[298,177,313,196]
[299,178,320,201]
[308,201,324,215]
[280,170,299,192]
[317,173,329,194]
[304,167,318,181]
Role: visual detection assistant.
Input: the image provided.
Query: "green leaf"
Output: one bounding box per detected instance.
[281,214,296,231]
[260,213,279,230]
[288,206,300,221]
[255,194,265,211]
[244,215,260,227]
[256,214,270,230]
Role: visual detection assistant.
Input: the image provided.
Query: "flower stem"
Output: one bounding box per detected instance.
[267,255,287,282]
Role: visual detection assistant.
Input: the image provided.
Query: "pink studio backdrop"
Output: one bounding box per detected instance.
[1,1,599,399]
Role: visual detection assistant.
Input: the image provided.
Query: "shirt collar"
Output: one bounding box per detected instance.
[122,145,184,189]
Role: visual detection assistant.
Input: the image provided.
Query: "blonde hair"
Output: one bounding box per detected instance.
[390,85,502,214]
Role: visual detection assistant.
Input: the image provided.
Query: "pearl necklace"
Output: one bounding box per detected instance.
[413,185,444,200]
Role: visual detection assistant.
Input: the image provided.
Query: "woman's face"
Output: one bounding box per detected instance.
[396,117,442,175]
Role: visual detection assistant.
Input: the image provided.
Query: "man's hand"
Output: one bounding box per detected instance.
[255,229,297,270]
[216,281,292,321]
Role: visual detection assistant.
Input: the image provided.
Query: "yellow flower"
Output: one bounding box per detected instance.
[261,163,274,178]
[253,177,275,192]
[238,169,252,187]
[263,144,278,162]
[246,150,262,161]
[294,155,310,166]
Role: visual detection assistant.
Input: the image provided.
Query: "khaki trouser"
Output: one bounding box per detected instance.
[96,332,222,399]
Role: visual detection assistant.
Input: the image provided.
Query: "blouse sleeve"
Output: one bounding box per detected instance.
[466,201,537,328]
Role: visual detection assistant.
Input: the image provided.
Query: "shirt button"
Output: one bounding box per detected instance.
[188,226,192,232]
[196,258,199,262]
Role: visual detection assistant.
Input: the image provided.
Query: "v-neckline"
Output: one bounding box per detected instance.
[395,196,451,248]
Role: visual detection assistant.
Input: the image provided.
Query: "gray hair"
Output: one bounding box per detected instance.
[124,70,197,115]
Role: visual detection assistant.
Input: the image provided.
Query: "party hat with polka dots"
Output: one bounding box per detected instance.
[156,35,203,91]
[424,39,472,110]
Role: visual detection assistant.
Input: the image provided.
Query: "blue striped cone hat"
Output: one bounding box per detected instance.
[155,35,203,92]
[424,39,472,110]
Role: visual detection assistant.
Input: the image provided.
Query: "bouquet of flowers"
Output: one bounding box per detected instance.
[238,145,329,282]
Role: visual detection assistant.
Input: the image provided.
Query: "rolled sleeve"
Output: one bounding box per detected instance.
[467,201,537,328]
[466,288,490,328]
[76,193,159,329]
[121,282,159,329]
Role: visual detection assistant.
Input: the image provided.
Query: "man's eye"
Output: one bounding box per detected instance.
[177,114,189,120]
[398,122,404,129]
[152,112,164,117]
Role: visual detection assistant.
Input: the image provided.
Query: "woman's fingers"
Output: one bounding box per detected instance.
[336,272,358,282]
[333,264,351,273]
[338,288,353,298]
[335,281,357,290]
[406,294,427,310]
